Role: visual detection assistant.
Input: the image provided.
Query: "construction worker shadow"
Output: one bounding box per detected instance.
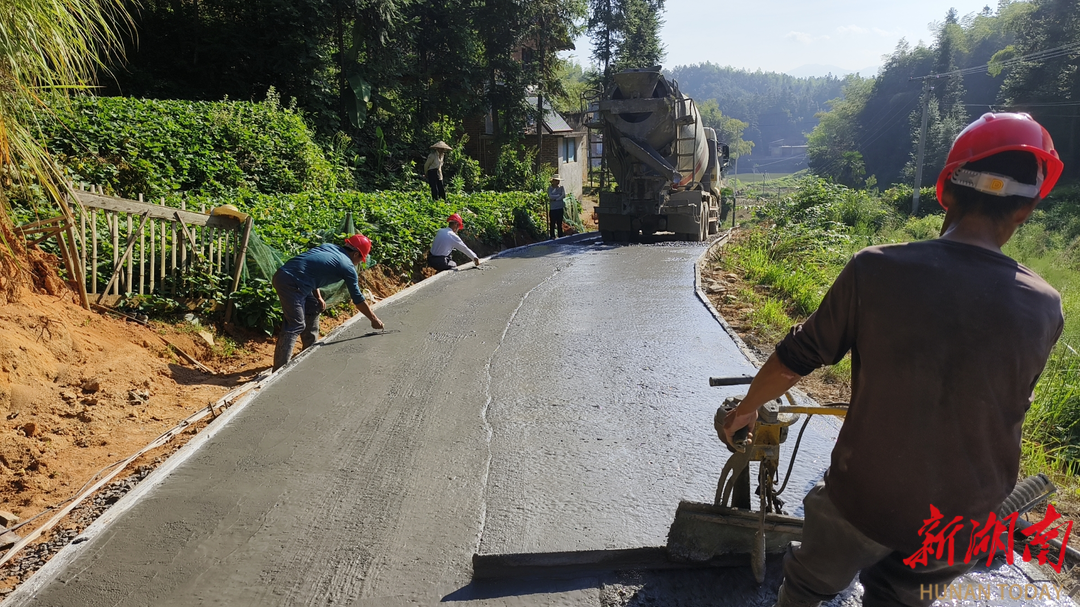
[442,550,785,604]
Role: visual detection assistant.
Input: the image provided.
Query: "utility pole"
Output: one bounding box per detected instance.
[909,73,951,215]
[536,11,546,175]
[911,79,932,215]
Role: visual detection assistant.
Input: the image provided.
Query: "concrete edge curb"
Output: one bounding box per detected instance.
[1,372,277,604]
[694,231,761,367]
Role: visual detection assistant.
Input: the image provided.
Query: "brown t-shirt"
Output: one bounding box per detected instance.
[775,239,1063,553]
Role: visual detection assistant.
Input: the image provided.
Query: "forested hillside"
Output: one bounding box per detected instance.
[808,0,1080,191]
[667,63,845,166]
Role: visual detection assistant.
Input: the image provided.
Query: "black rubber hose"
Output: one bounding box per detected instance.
[775,415,813,497]
[998,473,1056,518]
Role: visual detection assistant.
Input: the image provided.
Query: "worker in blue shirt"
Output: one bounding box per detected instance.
[272,234,384,370]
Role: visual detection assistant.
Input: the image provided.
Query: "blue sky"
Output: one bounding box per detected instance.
[566,0,1001,76]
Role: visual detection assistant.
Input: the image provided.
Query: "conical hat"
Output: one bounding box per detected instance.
[430,141,452,150]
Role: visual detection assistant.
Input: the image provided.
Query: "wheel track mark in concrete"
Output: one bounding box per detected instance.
[474,259,573,557]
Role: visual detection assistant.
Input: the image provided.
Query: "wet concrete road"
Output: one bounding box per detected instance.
[4,237,1061,607]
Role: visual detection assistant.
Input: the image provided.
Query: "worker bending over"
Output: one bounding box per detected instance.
[428,213,480,271]
[723,113,1064,607]
[272,234,384,370]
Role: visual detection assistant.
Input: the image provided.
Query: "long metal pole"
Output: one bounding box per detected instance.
[732,156,738,229]
[912,79,932,215]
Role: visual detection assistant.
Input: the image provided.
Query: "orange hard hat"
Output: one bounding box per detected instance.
[344,234,372,262]
[936,112,1063,207]
[448,213,464,228]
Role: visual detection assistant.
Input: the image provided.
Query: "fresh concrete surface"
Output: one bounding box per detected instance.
[3,238,1062,606]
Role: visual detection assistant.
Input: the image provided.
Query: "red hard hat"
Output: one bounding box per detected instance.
[936,112,1063,208]
[448,213,464,228]
[344,234,372,262]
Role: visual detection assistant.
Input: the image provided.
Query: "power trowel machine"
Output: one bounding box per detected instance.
[665,375,848,583]
[665,375,1060,584]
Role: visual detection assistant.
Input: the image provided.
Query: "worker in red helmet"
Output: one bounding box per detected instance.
[427,213,480,271]
[722,113,1064,607]
[271,233,384,370]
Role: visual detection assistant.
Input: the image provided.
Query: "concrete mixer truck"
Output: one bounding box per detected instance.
[590,67,729,242]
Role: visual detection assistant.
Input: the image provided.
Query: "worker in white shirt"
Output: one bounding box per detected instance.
[427,214,480,271]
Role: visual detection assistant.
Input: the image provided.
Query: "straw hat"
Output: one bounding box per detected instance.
[210,204,249,222]
[430,141,452,151]
[550,176,561,183]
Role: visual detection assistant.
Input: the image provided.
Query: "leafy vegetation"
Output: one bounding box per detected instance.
[98,0,588,190]
[41,91,343,198]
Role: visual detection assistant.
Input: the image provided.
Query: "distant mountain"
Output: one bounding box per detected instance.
[785,64,879,78]
[667,63,845,160]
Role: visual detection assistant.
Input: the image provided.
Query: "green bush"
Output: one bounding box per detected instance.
[41,90,343,198]
[177,189,546,274]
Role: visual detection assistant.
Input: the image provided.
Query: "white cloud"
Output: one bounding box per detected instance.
[786,31,830,44]
[836,25,869,35]
[872,27,903,38]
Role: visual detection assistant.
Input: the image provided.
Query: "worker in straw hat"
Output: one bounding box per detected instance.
[547,175,566,239]
[723,112,1064,606]
[425,141,452,200]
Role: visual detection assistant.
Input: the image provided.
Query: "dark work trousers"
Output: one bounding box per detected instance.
[427,252,456,271]
[427,169,446,200]
[272,269,321,371]
[776,481,973,607]
[549,207,564,239]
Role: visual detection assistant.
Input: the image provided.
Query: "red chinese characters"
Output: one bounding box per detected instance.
[903,504,1072,573]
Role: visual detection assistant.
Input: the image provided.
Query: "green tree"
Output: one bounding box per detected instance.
[999,0,1080,183]
[904,9,969,188]
[586,0,664,78]
[613,0,665,70]
[697,100,754,157]
[807,76,873,185]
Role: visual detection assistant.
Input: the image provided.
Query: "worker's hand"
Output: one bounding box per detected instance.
[474,257,481,266]
[370,316,384,330]
[316,297,326,313]
[723,406,757,449]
